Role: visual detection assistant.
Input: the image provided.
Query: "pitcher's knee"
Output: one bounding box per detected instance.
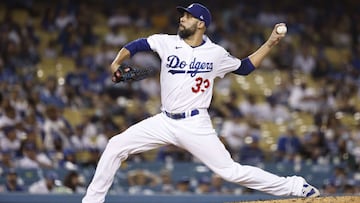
[104,135,129,159]
[213,162,247,183]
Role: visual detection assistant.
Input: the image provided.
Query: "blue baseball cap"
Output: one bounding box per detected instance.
[45,171,58,180]
[177,3,212,28]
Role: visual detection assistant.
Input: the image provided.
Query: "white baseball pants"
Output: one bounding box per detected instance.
[82,111,305,203]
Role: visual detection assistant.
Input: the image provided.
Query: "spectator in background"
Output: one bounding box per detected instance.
[94,42,117,70]
[343,180,357,195]
[335,127,354,165]
[238,94,261,120]
[75,48,98,71]
[0,150,16,168]
[61,33,82,58]
[0,125,21,154]
[41,6,57,32]
[76,5,98,46]
[322,179,338,195]
[301,128,328,163]
[80,69,107,102]
[95,115,119,152]
[239,135,264,165]
[195,176,211,194]
[28,171,59,194]
[69,124,88,151]
[293,44,316,75]
[330,16,351,48]
[158,169,174,194]
[63,170,86,194]
[104,25,128,47]
[156,145,193,162]
[8,86,29,117]
[311,57,332,79]
[16,142,54,169]
[107,8,132,28]
[220,114,249,161]
[59,148,79,171]
[288,82,320,113]
[80,148,101,168]
[43,40,58,59]
[321,114,344,156]
[272,41,294,70]
[322,171,358,195]
[133,8,151,29]
[267,78,291,106]
[77,115,100,149]
[71,114,115,153]
[25,91,46,125]
[350,45,360,72]
[18,29,41,68]
[55,7,76,31]
[0,105,21,129]
[1,169,25,192]
[42,105,72,152]
[349,123,360,169]
[18,128,45,160]
[64,64,87,106]
[0,56,18,84]
[138,77,161,102]
[209,173,232,194]
[276,126,302,163]
[261,97,291,122]
[39,76,66,108]
[21,104,42,134]
[57,22,75,47]
[2,15,21,46]
[127,169,160,195]
[217,92,242,119]
[173,176,192,195]
[331,166,348,190]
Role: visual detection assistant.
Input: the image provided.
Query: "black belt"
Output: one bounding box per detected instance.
[164,109,200,120]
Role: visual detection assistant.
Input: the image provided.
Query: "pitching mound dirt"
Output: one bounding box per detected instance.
[232,195,359,203]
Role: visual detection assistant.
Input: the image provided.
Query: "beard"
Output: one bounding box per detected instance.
[178,23,197,39]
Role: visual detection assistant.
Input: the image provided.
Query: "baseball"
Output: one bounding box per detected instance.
[276,25,287,34]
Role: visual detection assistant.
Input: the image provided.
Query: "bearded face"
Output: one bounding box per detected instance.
[178,21,198,39]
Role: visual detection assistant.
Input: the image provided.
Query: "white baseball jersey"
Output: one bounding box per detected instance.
[147,34,241,113]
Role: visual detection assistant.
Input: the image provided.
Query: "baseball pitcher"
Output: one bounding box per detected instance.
[82,3,320,203]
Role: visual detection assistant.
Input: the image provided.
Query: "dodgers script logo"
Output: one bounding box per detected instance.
[166,55,213,77]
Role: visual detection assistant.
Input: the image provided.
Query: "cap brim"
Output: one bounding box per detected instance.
[176,6,189,14]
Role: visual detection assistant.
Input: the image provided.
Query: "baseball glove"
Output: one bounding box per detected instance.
[112,64,155,83]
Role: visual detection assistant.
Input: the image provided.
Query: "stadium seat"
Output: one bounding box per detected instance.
[11,9,29,26]
[36,56,76,82]
[324,47,350,67]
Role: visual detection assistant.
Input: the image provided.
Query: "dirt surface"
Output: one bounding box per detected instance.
[231,196,359,203]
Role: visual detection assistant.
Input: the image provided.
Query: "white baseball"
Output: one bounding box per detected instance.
[276,25,287,34]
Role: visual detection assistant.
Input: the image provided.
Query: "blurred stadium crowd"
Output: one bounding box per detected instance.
[0,0,360,196]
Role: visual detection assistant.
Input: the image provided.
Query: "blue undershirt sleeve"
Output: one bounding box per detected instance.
[232,57,256,75]
[124,38,152,57]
